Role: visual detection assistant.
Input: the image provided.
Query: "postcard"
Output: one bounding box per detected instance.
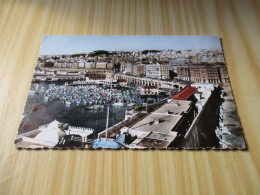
[14,35,246,149]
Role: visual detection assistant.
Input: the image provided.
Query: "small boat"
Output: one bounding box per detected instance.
[32,106,39,111]
[113,102,124,106]
[23,123,30,128]
[94,105,104,109]
[86,106,98,110]
[127,103,135,107]
[28,90,35,95]
[65,101,71,107]
[114,117,124,121]
[44,96,49,102]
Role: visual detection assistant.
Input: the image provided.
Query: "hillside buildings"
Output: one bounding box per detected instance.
[37,49,226,83]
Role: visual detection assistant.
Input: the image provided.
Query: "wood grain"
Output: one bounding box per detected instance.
[0,0,259,194]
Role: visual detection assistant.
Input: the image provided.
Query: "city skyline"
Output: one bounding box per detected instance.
[39,35,222,55]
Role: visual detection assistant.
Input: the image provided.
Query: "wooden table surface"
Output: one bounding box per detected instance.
[0,0,259,194]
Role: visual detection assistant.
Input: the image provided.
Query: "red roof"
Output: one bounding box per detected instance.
[89,76,106,79]
[141,85,158,89]
[172,87,197,100]
[117,79,127,82]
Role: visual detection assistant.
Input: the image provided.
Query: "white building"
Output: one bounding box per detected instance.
[146,64,160,79]
[107,63,114,69]
[145,63,170,79]
[57,70,68,75]
[85,62,95,69]
[124,63,133,73]
[140,85,159,95]
[78,61,85,68]
[46,71,55,76]
[96,62,107,69]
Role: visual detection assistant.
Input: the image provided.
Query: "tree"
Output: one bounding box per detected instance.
[71,53,85,57]
[114,62,121,72]
[169,70,177,79]
[142,50,160,55]
[44,61,54,67]
[134,104,141,110]
[53,56,60,60]
[88,50,110,57]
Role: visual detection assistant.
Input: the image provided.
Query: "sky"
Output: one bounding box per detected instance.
[39,35,222,55]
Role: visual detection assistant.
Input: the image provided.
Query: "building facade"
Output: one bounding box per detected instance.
[159,64,170,79]
[140,85,159,96]
[177,64,229,83]
[190,64,229,83]
[177,66,190,81]
[133,64,146,76]
[96,62,107,69]
[146,63,170,80]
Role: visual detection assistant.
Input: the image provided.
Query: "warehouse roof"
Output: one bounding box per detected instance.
[172,87,197,100]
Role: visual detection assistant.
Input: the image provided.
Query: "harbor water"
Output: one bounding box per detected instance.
[18,82,165,135]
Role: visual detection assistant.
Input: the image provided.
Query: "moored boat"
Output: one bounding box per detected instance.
[113,102,124,106]
[32,106,39,111]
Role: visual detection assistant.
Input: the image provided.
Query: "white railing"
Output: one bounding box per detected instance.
[69,126,94,132]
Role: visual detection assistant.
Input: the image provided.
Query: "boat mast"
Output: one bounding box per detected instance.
[105,106,109,140]
[105,79,112,140]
